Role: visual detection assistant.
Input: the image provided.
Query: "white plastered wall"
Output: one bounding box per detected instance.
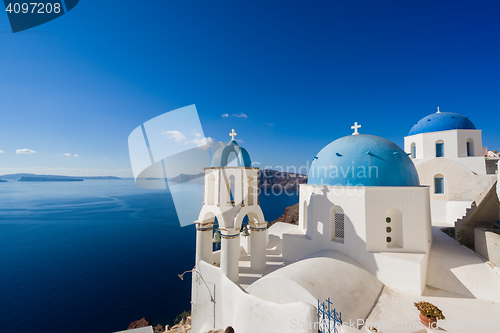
[282,184,431,295]
[415,158,496,223]
[191,261,317,333]
[404,129,486,175]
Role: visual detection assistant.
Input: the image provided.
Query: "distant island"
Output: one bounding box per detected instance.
[0,173,121,182]
[19,176,84,182]
[170,173,204,183]
[170,170,308,190]
[0,179,7,182]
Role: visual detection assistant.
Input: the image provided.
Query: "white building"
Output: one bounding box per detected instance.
[191,127,435,333]
[404,109,497,226]
[194,130,267,282]
[189,121,500,333]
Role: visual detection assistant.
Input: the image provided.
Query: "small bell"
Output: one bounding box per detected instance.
[212,230,221,243]
[241,224,250,237]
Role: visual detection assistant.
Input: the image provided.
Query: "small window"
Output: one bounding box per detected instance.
[467,139,474,157]
[435,176,444,194]
[334,213,345,239]
[330,206,345,243]
[387,237,392,243]
[411,143,416,159]
[436,141,444,157]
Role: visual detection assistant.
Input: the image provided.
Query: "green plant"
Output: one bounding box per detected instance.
[414,301,445,320]
[174,310,191,325]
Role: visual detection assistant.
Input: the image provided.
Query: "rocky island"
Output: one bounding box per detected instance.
[0,173,121,182]
[19,176,84,182]
[170,169,307,191]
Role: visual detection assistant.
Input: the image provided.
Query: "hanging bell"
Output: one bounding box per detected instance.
[241,224,250,237]
[212,230,221,243]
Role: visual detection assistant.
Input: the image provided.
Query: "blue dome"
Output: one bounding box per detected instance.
[308,134,420,187]
[212,140,252,167]
[409,112,476,136]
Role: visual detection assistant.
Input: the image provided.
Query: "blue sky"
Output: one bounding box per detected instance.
[0,0,499,177]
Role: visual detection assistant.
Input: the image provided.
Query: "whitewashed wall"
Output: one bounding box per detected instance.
[282,184,431,295]
[404,129,486,174]
[191,261,317,333]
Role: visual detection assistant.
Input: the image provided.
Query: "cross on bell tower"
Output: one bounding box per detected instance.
[229,129,237,141]
[351,122,361,135]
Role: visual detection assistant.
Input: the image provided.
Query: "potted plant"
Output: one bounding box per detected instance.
[414,301,445,328]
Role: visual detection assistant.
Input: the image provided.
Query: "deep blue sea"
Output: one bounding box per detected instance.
[0,179,298,333]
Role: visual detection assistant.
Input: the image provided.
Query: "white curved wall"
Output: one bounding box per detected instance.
[246,250,383,325]
[191,261,317,333]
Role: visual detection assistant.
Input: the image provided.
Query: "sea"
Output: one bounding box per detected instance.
[0,179,299,333]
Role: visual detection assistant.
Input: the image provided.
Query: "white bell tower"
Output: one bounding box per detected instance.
[194,130,267,282]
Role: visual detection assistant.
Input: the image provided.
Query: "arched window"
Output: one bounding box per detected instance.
[411,142,416,159]
[434,174,445,194]
[386,208,403,248]
[435,140,444,157]
[227,151,238,167]
[206,174,215,205]
[228,175,236,205]
[247,175,256,206]
[330,206,344,243]
[467,138,474,157]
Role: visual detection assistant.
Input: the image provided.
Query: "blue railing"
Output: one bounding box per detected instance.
[317,298,342,333]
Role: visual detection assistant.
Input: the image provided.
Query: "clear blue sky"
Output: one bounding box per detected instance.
[1,0,499,177]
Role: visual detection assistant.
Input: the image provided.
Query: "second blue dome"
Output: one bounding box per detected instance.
[308,134,420,187]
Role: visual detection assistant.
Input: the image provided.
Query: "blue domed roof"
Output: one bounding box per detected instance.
[409,112,476,136]
[308,134,420,187]
[212,140,252,167]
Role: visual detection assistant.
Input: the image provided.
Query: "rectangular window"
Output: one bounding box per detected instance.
[467,142,471,156]
[436,143,444,157]
[435,177,444,194]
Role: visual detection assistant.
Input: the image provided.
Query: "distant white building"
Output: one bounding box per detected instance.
[488,151,499,158]
[404,108,497,225]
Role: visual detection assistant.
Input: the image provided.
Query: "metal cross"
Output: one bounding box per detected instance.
[229,129,237,140]
[351,122,361,135]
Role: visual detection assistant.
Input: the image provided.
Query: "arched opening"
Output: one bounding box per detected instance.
[206,174,215,205]
[467,138,474,156]
[386,208,403,248]
[411,142,416,159]
[247,175,256,206]
[212,217,221,252]
[330,206,345,243]
[227,151,238,167]
[434,173,445,194]
[227,175,235,205]
[435,140,444,157]
[197,212,221,266]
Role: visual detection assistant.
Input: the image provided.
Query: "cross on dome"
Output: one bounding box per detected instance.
[437,106,440,113]
[229,129,237,141]
[351,122,361,135]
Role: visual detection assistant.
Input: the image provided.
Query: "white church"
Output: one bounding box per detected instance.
[189,111,500,333]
